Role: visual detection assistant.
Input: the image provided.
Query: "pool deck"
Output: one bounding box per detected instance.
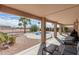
[24,31,52,39]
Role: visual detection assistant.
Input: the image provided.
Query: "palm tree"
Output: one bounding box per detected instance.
[18,16,31,33]
[18,23,22,32]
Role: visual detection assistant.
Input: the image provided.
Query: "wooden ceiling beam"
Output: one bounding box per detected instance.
[0,4,73,26]
[0,4,42,20]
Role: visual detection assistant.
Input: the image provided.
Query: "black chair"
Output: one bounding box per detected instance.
[42,44,58,55]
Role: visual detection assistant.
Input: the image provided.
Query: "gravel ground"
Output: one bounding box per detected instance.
[0,34,40,55]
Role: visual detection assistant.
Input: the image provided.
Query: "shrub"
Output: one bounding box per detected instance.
[0,32,16,49]
[30,25,39,32]
[64,27,69,32]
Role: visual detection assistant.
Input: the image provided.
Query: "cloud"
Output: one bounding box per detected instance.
[0,13,55,28]
[0,18,19,27]
[0,13,20,27]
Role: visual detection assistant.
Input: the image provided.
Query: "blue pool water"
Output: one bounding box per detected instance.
[35,32,49,35]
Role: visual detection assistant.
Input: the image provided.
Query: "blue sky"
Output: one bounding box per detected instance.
[0,12,54,28]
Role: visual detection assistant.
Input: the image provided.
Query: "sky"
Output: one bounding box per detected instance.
[0,12,55,28]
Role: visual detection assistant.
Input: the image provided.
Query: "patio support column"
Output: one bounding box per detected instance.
[59,24,63,35]
[54,23,57,38]
[74,19,78,32]
[41,17,46,44]
[74,19,79,35]
[74,22,76,30]
[62,25,65,33]
[38,17,46,55]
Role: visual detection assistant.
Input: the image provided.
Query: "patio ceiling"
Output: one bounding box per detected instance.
[0,4,79,25]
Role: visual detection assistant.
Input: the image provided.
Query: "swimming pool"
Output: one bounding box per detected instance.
[35,32,49,35]
[24,31,52,39]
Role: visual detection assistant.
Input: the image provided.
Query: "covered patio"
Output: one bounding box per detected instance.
[0,4,79,55]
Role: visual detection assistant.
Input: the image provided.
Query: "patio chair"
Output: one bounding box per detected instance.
[64,36,77,45]
[54,36,77,55]
[42,44,58,55]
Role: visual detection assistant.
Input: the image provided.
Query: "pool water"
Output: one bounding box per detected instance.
[35,32,49,35]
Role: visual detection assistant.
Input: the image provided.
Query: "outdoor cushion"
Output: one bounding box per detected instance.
[64,36,75,45]
[65,36,74,41]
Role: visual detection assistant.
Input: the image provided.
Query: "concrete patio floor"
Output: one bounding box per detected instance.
[15,33,67,55]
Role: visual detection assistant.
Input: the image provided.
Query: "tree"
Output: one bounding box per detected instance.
[18,16,31,33]
[64,27,69,33]
[30,25,39,32]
